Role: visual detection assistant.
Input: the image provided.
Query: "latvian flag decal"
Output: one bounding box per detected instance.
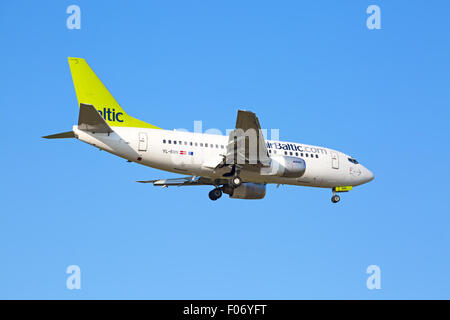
[180,150,186,155]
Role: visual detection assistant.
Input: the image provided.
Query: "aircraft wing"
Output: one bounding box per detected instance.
[223,110,271,168]
[137,176,224,187]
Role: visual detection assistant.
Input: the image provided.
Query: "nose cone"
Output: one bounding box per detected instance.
[363,167,374,183]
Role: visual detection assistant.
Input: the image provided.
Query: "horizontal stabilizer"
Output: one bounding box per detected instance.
[42,131,75,139]
[78,103,112,133]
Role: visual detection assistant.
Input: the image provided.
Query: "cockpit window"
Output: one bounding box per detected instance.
[348,158,359,164]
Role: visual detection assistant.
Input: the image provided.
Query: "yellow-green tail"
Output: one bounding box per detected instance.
[68,57,160,129]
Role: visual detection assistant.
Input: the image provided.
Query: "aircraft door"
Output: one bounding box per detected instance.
[138,132,148,151]
[331,152,339,169]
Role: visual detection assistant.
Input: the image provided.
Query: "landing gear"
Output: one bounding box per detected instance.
[209,170,242,200]
[222,165,236,177]
[231,176,242,188]
[331,188,341,203]
[331,194,340,203]
[208,188,223,201]
[223,165,242,188]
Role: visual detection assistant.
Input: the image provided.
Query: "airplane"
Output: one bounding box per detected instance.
[44,57,374,203]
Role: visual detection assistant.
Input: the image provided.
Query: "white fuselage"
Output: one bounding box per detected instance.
[73,126,374,188]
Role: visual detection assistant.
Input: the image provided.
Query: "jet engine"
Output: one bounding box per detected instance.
[223,183,266,199]
[261,156,306,178]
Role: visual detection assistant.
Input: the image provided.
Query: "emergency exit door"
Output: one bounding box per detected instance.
[138,132,148,151]
[331,152,339,169]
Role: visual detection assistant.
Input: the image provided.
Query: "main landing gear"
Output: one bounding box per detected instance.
[209,165,243,200]
[223,165,242,188]
[208,174,243,201]
[208,188,223,201]
[231,176,242,188]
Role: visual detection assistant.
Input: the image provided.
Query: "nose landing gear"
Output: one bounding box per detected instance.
[331,188,341,203]
[331,194,341,203]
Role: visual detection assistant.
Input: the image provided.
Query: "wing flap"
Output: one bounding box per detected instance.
[137,176,216,187]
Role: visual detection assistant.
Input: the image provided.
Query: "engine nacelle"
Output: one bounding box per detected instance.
[261,156,306,178]
[225,183,266,199]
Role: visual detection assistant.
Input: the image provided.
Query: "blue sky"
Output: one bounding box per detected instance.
[1,0,449,299]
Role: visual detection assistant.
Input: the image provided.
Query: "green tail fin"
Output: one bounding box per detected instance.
[68,57,161,129]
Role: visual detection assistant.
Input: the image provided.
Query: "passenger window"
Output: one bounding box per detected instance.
[221,145,224,149]
[301,153,303,157]
[163,139,166,144]
[190,142,193,146]
[284,151,287,155]
[195,142,198,147]
[200,143,203,147]
[289,152,292,156]
[305,154,308,157]
[316,154,319,158]
[295,152,298,156]
[205,143,208,147]
[184,141,187,145]
[215,144,218,148]
[168,140,171,144]
[174,141,177,145]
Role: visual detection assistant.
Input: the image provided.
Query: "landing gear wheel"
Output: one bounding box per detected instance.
[208,188,223,201]
[331,195,340,203]
[231,176,242,188]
